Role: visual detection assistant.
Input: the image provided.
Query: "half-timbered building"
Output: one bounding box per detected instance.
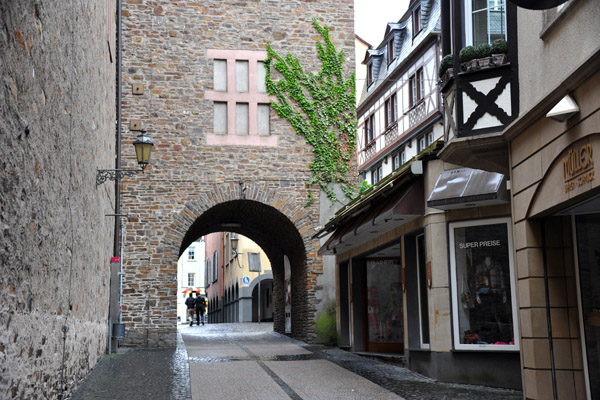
[318,0,522,388]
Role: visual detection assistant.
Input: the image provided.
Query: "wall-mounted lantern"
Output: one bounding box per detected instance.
[97,130,154,186]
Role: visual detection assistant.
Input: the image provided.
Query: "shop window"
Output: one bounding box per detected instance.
[448,217,518,351]
[465,0,506,47]
[366,259,403,348]
[385,93,397,128]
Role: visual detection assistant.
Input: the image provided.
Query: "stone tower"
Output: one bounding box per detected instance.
[120,0,355,346]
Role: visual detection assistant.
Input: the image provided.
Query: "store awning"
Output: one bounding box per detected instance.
[319,178,424,255]
[426,168,509,210]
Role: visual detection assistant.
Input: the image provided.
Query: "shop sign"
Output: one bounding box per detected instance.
[563,143,594,193]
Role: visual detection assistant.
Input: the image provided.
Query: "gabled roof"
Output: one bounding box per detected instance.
[358,0,441,107]
[355,34,372,49]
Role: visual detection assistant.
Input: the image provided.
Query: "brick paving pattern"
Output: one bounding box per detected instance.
[71,323,523,400]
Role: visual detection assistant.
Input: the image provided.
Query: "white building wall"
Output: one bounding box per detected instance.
[177,239,206,323]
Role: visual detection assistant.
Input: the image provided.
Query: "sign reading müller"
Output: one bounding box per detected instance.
[564,143,594,193]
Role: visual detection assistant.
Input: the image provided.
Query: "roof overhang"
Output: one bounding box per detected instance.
[319,177,424,255]
[426,168,509,210]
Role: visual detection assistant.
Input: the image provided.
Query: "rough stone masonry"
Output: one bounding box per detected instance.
[119,0,355,346]
[0,1,116,399]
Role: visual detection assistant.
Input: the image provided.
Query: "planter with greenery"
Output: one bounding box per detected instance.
[438,39,509,86]
[458,39,509,73]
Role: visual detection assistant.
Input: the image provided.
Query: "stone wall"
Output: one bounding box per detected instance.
[0,1,116,398]
[119,0,355,346]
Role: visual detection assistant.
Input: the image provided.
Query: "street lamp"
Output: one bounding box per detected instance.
[96,130,154,185]
[231,235,239,258]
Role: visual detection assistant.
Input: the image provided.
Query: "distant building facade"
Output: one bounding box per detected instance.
[205,232,224,323]
[177,238,206,323]
[223,233,273,323]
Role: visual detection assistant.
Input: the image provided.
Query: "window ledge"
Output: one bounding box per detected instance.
[407,347,431,353]
[540,0,580,40]
[404,99,424,115]
[363,141,376,151]
[451,348,520,353]
[207,134,278,147]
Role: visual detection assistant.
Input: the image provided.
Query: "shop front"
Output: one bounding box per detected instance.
[320,154,522,388]
[507,68,600,398]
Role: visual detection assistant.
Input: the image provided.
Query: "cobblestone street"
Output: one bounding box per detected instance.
[71,323,522,399]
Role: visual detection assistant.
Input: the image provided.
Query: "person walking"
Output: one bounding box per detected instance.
[196,294,206,325]
[185,292,196,326]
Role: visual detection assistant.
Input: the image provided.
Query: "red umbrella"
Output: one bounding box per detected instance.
[182,287,200,294]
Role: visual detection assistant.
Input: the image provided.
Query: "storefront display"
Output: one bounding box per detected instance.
[449,218,518,350]
[366,260,403,349]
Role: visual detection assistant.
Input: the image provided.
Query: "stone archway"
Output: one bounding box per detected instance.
[120,184,323,347]
[178,199,309,337]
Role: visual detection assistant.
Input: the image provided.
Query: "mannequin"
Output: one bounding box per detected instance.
[473,256,506,304]
[470,256,508,343]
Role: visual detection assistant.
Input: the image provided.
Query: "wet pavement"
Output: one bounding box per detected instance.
[70,323,523,400]
[70,329,191,400]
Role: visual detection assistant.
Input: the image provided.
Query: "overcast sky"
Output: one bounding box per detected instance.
[354,0,410,46]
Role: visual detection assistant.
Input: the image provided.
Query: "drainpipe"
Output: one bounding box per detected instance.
[109,0,123,354]
[115,0,122,257]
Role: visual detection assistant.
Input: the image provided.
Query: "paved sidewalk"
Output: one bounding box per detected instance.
[70,329,191,400]
[70,323,522,400]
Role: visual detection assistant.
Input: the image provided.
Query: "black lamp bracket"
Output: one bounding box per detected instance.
[96,168,143,186]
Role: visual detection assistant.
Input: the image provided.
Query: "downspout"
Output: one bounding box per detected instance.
[115,0,122,257]
[108,0,123,354]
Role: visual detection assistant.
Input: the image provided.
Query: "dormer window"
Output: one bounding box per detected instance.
[387,37,395,64]
[367,63,374,86]
[413,4,422,37]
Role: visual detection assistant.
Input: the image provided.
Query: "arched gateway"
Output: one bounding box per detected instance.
[120,182,323,347]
